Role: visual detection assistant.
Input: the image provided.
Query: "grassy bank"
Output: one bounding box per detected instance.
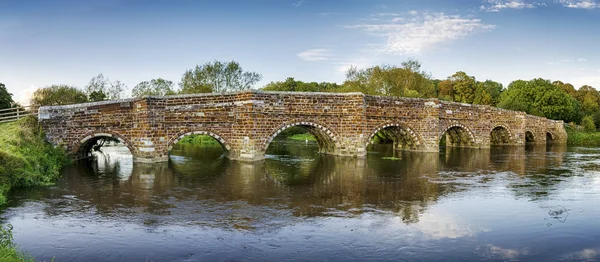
[0,225,33,262]
[176,134,222,146]
[566,126,600,146]
[288,134,316,141]
[0,117,69,205]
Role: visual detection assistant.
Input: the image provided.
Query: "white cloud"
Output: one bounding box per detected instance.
[297,49,333,61]
[292,0,305,8]
[548,58,588,64]
[347,12,494,56]
[15,86,38,106]
[481,0,537,12]
[559,0,600,8]
[563,248,600,261]
[477,244,530,260]
[410,210,489,239]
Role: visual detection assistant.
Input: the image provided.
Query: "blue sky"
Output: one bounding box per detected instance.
[1,0,599,104]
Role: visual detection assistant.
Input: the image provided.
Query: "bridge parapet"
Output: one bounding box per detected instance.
[38,91,567,163]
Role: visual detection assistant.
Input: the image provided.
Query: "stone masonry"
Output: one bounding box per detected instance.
[38,91,567,163]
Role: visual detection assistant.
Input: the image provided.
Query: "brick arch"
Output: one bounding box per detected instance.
[490,124,514,144]
[525,130,536,142]
[365,123,423,148]
[167,130,231,151]
[439,123,476,145]
[263,121,339,151]
[73,131,135,158]
[546,131,555,141]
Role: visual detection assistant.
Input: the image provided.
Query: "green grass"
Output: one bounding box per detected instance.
[566,126,600,146]
[176,134,222,146]
[0,117,69,205]
[0,224,34,262]
[287,134,316,141]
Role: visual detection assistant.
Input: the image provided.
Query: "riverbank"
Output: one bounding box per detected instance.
[288,134,316,141]
[0,117,69,205]
[0,225,33,261]
[566,126,600,146]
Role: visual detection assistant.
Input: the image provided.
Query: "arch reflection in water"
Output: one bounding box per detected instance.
[55,141,568,225]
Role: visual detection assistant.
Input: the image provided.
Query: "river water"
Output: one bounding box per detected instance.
[2,140,600,261]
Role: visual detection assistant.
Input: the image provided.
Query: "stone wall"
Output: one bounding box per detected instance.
[38,90,567,162]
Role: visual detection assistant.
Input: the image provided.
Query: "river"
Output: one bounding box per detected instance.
[2,140,600,261]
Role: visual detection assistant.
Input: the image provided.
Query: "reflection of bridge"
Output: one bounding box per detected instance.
[38,91,567,163]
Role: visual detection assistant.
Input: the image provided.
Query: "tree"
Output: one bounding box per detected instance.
[582,115,596,132]
[553,81,577,97]
[31,85,88,106]
[340,60,435,98]
[262,77,340,92]
[179,60,262,94]
[498,78,579,123]
[85,74,125,101]
[0,83,14,110]
[132,78,176,97]
[450,71,477,104]
[437,79,454,101]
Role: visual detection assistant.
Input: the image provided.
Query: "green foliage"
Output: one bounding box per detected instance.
[176,135,221,146]
[341,60,435,98]
[0,117,69,204]
[0,83,14,110]
[85,73,125,100]
[132,78,176,97]
[31,85,88,106]
[0,224,33,262]
[179,60,262,94]
[88,90,107,102]
[582,115,596,132]
[565,125,600,146]
[451,71,477,103]
[262,77,340,92]
[288,133,316,141]
[498,78,579,123]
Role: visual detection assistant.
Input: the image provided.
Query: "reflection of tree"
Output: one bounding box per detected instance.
[32,141,571,232]
[505,144,569,201]
[265,148,448,224]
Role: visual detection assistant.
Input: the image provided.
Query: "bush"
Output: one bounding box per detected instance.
[582,115,596,132]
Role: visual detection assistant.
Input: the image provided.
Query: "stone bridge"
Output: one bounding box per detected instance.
[38,91,567,163]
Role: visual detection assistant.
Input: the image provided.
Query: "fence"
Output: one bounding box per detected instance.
[0,106,38,123]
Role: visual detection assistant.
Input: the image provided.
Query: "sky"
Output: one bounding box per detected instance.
[1,0,599,105]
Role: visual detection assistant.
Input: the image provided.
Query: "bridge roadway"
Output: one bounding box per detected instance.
[37,91,567,163]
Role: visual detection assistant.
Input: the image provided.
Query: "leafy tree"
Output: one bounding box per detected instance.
[582,115,596,132]
[179,60,262,94]
[498,78,579,123]
[553,81,577,97]
[132,78,176,97]
[31,85,88,106]
[437,79,453,101]
[0,83,14,110]
[573,85,600,127]
[450,71,477,104]
[85,74,125,101]
[262,77,340,92]
[341,60,435,98]
[88,91,107,102]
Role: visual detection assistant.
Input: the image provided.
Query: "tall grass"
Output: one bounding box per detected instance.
[565,126,600,146]
[0,224,33,262]
[0,116,69,204]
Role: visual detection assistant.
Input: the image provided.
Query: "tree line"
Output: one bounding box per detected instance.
[0,59,597,129]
